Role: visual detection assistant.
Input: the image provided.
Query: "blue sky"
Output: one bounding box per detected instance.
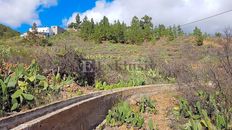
[16,0,98,33]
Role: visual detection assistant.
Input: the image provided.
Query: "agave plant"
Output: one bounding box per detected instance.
[139,96,157,114]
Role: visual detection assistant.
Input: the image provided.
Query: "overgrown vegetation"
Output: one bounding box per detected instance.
[138,96,157,114]
[22,23,52,46]
[106,102,144,128]
[0,24,19,39]
[104,96,158,129]
[1,14,231,129]
[172,28,232,130]
[173,91,232,130]
[0,60,75,116]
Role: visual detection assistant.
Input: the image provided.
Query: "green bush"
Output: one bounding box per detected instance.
[139,96,157,114]
[173,91,232,130]
[106,102,144,128]
[95,79,145,90]
[193,27,204,46]
[0,45,11,63]
[0,60,74,116]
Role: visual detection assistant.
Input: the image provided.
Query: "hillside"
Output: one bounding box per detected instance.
[0,24,19,39]
[0,29,231,129]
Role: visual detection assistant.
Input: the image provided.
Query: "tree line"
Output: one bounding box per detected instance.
[68,14,208,45]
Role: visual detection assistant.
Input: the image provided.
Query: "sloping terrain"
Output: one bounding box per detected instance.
[0,24,19,39]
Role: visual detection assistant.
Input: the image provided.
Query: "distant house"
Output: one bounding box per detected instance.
[20,26,65,37]
[29,27,52,36]
[51,26,66,35]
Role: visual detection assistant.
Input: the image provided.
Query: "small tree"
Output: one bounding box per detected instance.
[93,16,110,43]
[80,16,93,40]
[68,14,82,30]
[109,20,126,43]
[193,27,204,46]
[215,32,222,38]
[168,27,175,41]
[177,25,184,36]
[31,23,38,34]
[140,15,153,41]
[125,16,144,44]
[75,14,82,29]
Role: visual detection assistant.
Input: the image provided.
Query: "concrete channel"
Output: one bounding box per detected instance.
[0,84,177,130]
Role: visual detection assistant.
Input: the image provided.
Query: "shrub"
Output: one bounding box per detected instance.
[0,46,11,63]
[38,49,95,86]
[193,27,204,46]
[0,60,74,116]
[138,96,157,114]
[22,32,52,46]
[173,91,232,130]
[106,102,144,128]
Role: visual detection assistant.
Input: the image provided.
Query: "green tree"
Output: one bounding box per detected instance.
[109,20,127,43]
[159,24,167,37]
[125,16,144,44]
[215,32,222,38]
[80,16,94,40]
[168,27,175,41]
[193,27,204,46]
[75,14,82,29]
[31,23,38,34]
[68,14,82,29]
[172,25,178,38]
[93,16,111,43]
[68,23,77,29]
[177,25,184,36]
[140,15,153,40]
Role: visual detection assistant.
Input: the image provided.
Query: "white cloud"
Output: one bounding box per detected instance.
[0,0,58,27]
[65,0,232,33]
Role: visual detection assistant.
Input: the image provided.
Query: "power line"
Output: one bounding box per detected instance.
[180,9,232,27]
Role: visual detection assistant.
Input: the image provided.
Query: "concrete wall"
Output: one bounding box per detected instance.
[0,84,176,130]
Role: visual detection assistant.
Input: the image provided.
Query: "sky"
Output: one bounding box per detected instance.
[0,0,232,33]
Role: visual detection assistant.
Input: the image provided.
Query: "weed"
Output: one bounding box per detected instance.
[106,102,144,128]
[174,91,232,130]
[148,118,158,130]
[138,96,157,114]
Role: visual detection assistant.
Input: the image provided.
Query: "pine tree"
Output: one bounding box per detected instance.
[125,16,144,44]
[177,25,184,36]
[157,24,166,38]
[80,16,94,40]
[110,20,126,43]
[168,27,175,41]
[31,23,38,34]
[140,15,153,41]
[153,26,160,40]
[172,25,178,38]
[75,14,82,29]
[68,23,77,29]
[193,27,204,46]
[93,16,110,43]
[68,14,81,29]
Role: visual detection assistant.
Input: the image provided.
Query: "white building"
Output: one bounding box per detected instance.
[29,27,53,36]
[21,26,65,37]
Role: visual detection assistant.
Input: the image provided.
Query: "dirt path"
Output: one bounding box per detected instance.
[149,91,178,130]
